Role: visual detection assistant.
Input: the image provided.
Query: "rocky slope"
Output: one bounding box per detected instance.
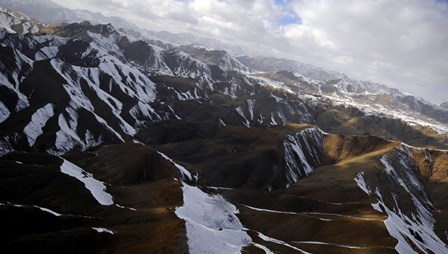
[1,8,448,254]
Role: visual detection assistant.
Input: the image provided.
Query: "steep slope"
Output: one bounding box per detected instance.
[0,21,164,154]
[136,118,448,253]
[1,142,190,253]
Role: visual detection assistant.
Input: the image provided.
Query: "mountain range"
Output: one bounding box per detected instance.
[0,4,448,254]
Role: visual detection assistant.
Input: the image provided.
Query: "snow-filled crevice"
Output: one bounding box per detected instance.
[59,158,113,206]
[354,146,448,254]
[0,202,61,217]
[175,182,251,254]
[23,103,55,146]
[157,151,192,181]
[283,127,325,186]
[235,106,250,127]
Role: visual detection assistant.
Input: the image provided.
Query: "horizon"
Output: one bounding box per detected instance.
[17,0,448,104]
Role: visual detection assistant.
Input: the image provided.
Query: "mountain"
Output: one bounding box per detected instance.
[0,7,42,33]
[0,0,139,30]
[1,8,448,254]
[441,101,448,110]
[143,30,250,56]
[242,56,448,132]
[237,55,351,81]
[0,0,267,56]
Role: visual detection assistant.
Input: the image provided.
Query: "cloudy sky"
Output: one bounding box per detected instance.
[53,0,448,104]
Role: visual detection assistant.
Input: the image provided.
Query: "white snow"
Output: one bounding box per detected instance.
[243,204,332,222]
[283,127,324,185]
[175,183,251,254]
[0,202,61,216]
[354,172,370,194]
[35,46,59,61]
[257,231,310,254]
[218,118,226,127]
[235,106,250,127]
[293,241,373,249]
[0,133,19,155]
[354,158,448,254]
[0,100,10,123]
[252,242,275,254]
[54,110,82,153]
[92,227,114,234]
[23,103,55,146]
[269,113,277,126]
[60,158,113,206]
[247,99,255,120]
[36,206,62,217]
[157,151,192,181]
[115,204,137,211]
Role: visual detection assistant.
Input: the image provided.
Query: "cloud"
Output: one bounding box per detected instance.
[52,0,448,103]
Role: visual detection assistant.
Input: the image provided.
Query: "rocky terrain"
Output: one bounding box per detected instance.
[0,6,448,254]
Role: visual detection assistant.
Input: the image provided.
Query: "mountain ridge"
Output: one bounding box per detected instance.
[0,7,448,254]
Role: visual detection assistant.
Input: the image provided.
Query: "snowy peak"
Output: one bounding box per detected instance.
[177,45,250,73]
[237,55,349,80]
[122,40,172,75]
[45,21,123,43]
[161,48,211,78]
[0,0,139,30]
[0,8,42,34]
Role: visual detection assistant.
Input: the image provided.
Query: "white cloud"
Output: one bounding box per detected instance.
[52,0,448,103]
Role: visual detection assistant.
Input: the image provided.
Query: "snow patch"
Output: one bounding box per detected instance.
[354,156,448,254]
[235,106,250,127]
[175,183,251,254]
[60,158,113,206]
[247,99,255,120]
[23,104,55,146]
[0,202,61,216]
[257,231,310,254]
[92,227,114,234]
[158,151,192,181]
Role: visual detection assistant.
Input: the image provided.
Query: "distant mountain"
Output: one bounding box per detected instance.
[177,45,250,72]
[0,7,42,33]
[237,55,350,81]
[440,101,448,110]
[143,30,250,55]
[0,0,138,30]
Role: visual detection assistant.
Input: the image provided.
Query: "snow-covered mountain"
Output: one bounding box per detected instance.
[0,0,138,30]
[1,7,448,254]
[0,7,42,33]
[440,101,448,110]
[244,57,448,132]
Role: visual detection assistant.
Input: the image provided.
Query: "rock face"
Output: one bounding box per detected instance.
[1,8,448,254]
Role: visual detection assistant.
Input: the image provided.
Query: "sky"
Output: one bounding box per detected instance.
[52,0,448,104]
